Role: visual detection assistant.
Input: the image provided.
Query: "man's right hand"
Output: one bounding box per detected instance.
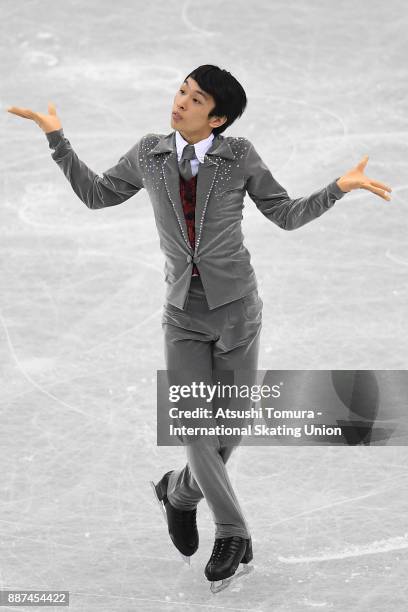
[6,102,62,133]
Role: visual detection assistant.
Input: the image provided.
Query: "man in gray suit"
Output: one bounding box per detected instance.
[7,64,392,589]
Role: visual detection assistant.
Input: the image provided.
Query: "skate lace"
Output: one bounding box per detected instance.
[210,537,241,561]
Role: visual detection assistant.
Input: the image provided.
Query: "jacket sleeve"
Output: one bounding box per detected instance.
[46,129,144,209]
[244,139,347,230]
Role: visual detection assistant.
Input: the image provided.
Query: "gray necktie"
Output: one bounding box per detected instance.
[178,144,197,180]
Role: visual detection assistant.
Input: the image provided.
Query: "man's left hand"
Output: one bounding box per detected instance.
[336,155,392,201]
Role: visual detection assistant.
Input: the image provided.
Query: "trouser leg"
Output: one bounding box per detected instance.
[163,328,213,510]
[168,432,250,538]
[162,323,250,537]
[208,305,262,537]
[186,436,251,538]
[167,443,237,511]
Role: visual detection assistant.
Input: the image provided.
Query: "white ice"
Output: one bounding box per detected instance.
[1,0,407,610]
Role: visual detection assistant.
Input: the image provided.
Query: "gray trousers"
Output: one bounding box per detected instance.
[161,275,262,539]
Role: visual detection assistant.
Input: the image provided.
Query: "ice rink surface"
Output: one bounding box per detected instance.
[1,0,408,609]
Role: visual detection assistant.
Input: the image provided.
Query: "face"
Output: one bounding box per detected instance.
[170,77,227,143]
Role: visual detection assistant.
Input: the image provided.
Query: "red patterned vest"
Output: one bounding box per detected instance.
[179,174,200,277]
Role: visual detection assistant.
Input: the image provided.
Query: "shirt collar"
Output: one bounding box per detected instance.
[175,130,215,163]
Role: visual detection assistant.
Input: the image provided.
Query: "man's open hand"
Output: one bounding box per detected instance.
[336,155,392,201]
[6,102,62,134]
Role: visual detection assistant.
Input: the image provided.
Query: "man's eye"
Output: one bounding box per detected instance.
[179,89,200,103]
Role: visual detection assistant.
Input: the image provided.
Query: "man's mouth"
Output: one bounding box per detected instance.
[172,112,182,121]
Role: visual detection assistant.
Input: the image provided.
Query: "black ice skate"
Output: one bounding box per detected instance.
[150,470,199,565]
[205,535,254,593]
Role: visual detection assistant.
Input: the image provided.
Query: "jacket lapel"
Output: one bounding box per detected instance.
[147,131,236,253]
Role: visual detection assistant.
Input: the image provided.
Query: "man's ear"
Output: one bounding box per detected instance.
[209,115,227,128]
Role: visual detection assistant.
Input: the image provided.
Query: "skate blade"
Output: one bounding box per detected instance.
[149,480,191,567]
[210,563,254,594]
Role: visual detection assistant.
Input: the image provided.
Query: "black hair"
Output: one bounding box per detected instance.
[183,64,247,135]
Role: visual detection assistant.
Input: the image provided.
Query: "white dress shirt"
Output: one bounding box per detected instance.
[175,130,215,177]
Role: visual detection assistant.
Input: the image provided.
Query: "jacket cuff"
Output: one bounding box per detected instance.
[327,177,348,200]
[46,128,65,149]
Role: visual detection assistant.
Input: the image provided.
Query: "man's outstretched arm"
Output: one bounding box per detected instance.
[244,140,392,231]
[7,102,144,209]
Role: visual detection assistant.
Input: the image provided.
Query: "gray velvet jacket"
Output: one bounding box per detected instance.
[46,128,346,310]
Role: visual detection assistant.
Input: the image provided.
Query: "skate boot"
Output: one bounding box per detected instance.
[205,535,254,593]
[150,470,199,564]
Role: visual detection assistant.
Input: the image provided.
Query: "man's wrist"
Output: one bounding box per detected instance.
[46,128,64,149]
[325,177,348,200]
[336,176,350,193]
